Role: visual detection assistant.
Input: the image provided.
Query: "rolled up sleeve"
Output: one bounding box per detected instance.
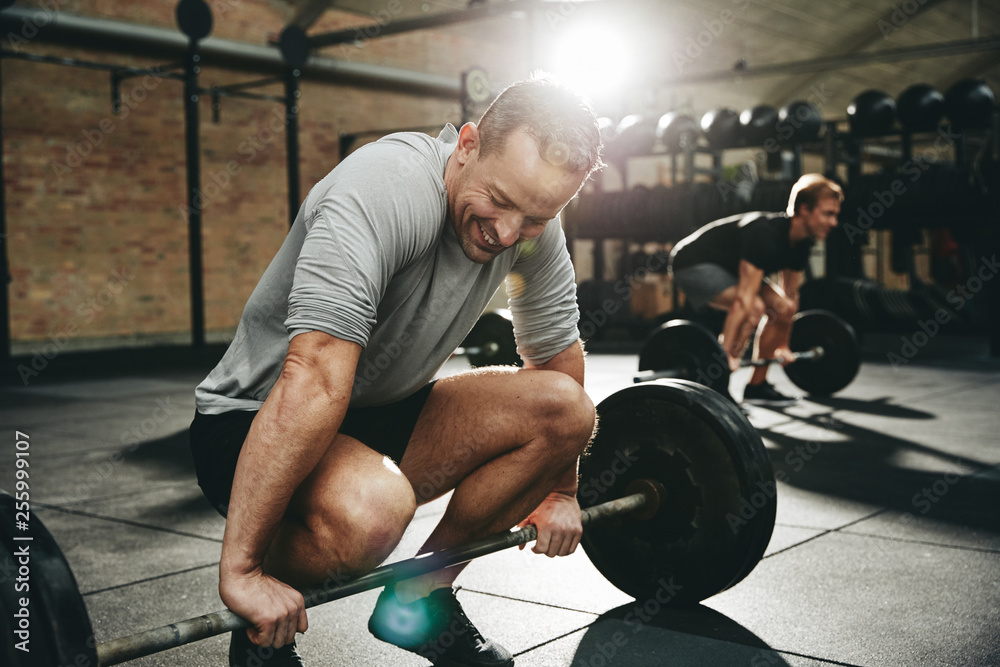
[285,207,383,347]
[282,136,444,347]
[506,219,581,365]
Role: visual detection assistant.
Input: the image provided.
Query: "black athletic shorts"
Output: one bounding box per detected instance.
[189,382,436,517]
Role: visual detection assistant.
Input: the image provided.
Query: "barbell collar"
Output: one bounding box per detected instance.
[623,478,666,520]
[96,491,648,666]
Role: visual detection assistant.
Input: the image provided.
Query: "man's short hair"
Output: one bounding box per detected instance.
[787,173,844,216]
[476,75,604,177]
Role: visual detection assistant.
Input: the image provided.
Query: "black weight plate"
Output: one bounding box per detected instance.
[578,381,775,605]
[785,310,861,395]
[460,311,522,368]
[279,25,310,68]
[638,320,731,396]
[1,492,96,667]
[175,0,213,41]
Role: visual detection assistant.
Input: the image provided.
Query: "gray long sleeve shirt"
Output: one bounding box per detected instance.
[195,125,581,413]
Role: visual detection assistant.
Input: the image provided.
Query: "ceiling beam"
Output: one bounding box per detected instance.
[655,36,1000,87]
[932,49,1000,92]
[306,0,538,48]
[0,7,461,97]
[763,0,948,106]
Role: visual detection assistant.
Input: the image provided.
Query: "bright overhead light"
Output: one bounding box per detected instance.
[545,23,635,101]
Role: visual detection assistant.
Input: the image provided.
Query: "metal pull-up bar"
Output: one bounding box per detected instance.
[0,0,304,361]
[305,0,540,49]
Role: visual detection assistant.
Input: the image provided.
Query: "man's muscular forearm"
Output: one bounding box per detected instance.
[526,338,588,491]
[221,359,352,577]
[218,333,360,646]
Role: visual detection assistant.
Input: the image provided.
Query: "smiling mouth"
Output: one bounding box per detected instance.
[478,221,501,248]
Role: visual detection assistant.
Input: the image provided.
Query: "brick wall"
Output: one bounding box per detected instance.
[5,0,528,352]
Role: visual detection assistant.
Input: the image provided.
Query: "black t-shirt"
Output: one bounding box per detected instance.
[669,212,814,275]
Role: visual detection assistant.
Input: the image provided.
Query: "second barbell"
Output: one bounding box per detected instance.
[633,309,861,396]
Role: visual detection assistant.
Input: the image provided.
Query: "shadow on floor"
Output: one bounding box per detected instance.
[124,429,196,475]
[564,603,789,666]
[758,409,1000,536]
[804,395,935,420]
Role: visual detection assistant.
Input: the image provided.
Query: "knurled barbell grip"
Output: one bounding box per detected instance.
[96,491,650,666]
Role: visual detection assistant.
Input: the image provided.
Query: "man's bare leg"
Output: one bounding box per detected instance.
[256,366,593,600]
[749,282,795,386]
[263,435,417,589]
[394,367,595,599]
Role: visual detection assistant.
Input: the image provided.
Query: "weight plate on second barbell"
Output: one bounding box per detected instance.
[785,310,861,396]
[638,320,731,396]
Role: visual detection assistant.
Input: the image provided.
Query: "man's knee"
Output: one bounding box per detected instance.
[535,373,596,456]
[305,468,415,572]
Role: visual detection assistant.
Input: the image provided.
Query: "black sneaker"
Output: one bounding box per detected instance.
[229,630,304,667]
[742,381,799,407]
[368,586,514,667]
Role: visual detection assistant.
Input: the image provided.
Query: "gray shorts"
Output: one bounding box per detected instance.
[672,263,737,310]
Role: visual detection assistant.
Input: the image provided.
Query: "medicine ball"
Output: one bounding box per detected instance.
[611,114,657,159]
[656,112,700,153]
[700,108,740,150]
[847,90,896,137]
[778,100,822,143]
[739,105,779,146]
[896,83,945,132]
[597,117,618,144]
[944,79,996,131]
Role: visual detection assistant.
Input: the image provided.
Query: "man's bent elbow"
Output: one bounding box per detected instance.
[278,332,360,402]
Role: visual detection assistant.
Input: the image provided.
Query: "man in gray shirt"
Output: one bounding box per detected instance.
[189,77,603,667]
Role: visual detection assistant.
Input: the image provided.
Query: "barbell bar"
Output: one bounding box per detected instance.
[94,490,655,665]
[635,346,824,381]
[744,346,822,366]
[634,310,861,396]
[2,380,776,666]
